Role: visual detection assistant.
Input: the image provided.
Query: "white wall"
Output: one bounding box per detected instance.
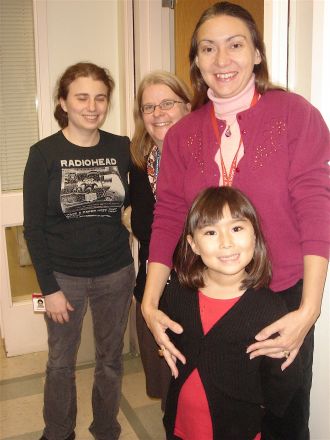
[284,2,330,438]
[133,0,173,86]
[263,0,288,87]
[309,2,330,438]
[287,0,313,98]
[39,0,127,137]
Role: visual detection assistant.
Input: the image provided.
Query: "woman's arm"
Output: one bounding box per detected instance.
[141,262,186,377]
[248,98,329,368]
[140,125,191,375]
[23,145,60,294]
[247,255,328,369]
[24,145,73,322]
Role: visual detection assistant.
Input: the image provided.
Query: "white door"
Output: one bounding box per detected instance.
[0,193,48,356]
[0,0,49,357]
[0,200,101,361]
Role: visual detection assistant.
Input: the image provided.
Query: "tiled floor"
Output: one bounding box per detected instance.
[0,344,165,440]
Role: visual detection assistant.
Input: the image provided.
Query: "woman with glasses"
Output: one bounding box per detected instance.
[130,71,191,406]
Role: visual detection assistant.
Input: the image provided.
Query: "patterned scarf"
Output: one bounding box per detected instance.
[147,145,161,199]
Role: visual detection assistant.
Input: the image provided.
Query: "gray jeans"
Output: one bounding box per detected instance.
[42,263,135,440]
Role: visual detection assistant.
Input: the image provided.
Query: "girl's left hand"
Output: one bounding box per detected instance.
[246,308,315,370]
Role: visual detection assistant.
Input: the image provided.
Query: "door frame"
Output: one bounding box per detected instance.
[133,0,174,85]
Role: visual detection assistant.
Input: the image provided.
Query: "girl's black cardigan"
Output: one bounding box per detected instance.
[160,278,302,440]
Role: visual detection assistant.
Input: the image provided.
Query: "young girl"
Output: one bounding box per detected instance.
[160,187,301,440]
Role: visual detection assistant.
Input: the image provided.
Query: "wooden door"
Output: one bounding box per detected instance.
[174,0,264,88]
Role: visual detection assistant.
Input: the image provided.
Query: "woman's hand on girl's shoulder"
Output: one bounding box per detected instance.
[44,290,74,324]
[142,305,186,378]
[246,308,315,370]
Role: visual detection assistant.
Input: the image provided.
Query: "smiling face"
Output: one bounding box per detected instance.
[195,14,261,99]
[60,76,109,135]
[141,84,190,149]
[187,205,256,284]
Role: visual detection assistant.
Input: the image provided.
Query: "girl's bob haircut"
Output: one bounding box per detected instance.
[174,186,271,290]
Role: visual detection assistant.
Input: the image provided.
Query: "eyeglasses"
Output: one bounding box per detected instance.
[141,99,183,114]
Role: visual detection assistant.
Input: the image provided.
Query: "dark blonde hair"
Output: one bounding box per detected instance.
[131,71,191,169]
[54,62,115,129]
[189,1,282,110]
[174,186,271,290]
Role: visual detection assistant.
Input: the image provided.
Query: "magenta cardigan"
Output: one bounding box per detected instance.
[149,89,330,291]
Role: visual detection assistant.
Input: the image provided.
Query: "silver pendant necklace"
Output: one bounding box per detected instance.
[225,117,237,137]
[225,125,232,137]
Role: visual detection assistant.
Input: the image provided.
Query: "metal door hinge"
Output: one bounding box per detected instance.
[162,0,175,9]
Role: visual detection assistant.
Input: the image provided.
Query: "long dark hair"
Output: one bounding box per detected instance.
[54,62,115,129]
[174,186,271,290]
[189,1,279,110]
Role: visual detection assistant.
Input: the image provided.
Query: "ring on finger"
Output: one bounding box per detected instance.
[158,347,165,357]
[283,350,290,358]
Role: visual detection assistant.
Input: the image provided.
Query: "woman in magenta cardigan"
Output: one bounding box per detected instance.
[142,2,329,439]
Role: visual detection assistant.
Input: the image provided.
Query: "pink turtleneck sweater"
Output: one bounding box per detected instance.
[208,76,256,185]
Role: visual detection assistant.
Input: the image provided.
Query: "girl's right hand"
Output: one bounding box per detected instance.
[44,291,74,324]
[143,306,186,378]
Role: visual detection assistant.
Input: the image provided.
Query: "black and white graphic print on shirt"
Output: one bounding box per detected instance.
[60,159,125,219]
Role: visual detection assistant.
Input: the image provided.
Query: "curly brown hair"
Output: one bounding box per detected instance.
[54,62,115,129]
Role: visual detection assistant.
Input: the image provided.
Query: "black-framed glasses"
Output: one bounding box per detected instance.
[141,99,183,114]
